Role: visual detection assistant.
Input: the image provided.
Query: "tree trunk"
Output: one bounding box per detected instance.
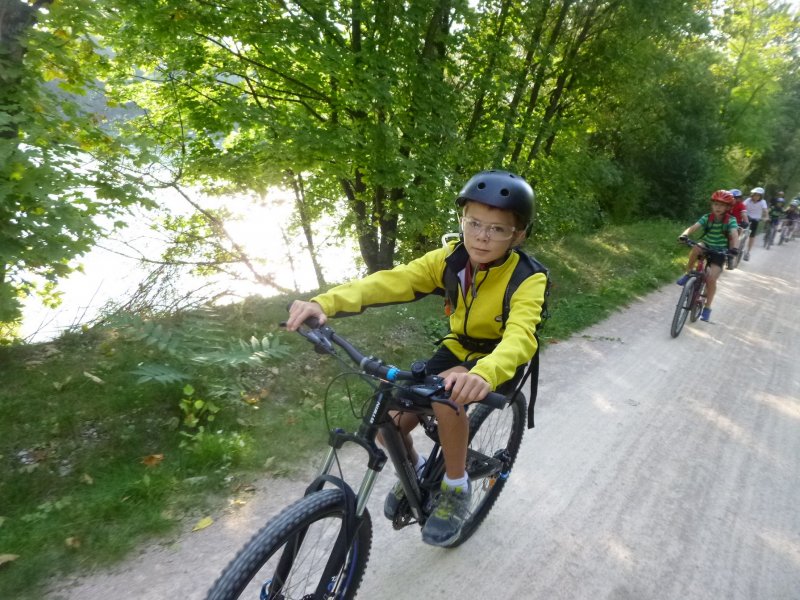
[526,2,597,166]
[496,1,550,166]
[286,171,326,288]
[343,0,450,272]
[0,0,34,137]
[509,0,573,165]
[463,0,512,143]
[0,0,51,288]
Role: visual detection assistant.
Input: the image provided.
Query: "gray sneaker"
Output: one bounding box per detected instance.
[421,481,471,547]
[383,480,406,520]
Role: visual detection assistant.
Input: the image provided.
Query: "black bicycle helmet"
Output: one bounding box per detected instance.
[456,170,535,226]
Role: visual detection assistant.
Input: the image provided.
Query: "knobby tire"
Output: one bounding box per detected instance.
[764,225,774,249]
[204,489,372,600]
[429,391,526,548]
[670,277,694,338]
[689,276,706,322]
[734,234,746,268]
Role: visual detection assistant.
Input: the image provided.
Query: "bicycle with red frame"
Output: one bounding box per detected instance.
[670,239,731,338]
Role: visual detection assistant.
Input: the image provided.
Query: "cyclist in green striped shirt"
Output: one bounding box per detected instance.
[676,190,740,322]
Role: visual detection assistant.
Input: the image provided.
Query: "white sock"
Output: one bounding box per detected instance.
[443,473,469,490]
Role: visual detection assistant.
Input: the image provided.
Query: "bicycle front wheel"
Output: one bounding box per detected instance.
[734,236,745,267]
[670,277,695,337]
[445,391,526,548]
[205,489,372,600]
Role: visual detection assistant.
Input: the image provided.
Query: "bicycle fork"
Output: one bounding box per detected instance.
[314,429,387,517]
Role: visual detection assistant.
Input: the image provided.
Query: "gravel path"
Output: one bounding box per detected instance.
[48,239,800,600]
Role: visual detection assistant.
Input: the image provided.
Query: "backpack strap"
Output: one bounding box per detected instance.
[504,252,550,428]
[442,245,551,429]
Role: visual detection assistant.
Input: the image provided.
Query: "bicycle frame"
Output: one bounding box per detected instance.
[313,382,436,522]
[671,240,728,337]
[687,256,708,320]
[205,320,520,600]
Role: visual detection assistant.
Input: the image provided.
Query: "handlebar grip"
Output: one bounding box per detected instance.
[480,391,509,410]
[303,316,322,329]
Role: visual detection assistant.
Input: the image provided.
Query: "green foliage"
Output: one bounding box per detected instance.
[131,362,189,385]
[118,307,288,398]
[3,0,800,314]
[0,0,153,335]
[178,384,219,430]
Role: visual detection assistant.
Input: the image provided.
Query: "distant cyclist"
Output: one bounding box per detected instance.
[742,187,768,260]
[729,189,749,230]
[676,190,739,322]
[784,200,799,240]
[765,195,787,247]
[726,189,749,268]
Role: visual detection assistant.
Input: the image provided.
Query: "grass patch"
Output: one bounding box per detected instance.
[0,219,686,598]
[532,219,686,341]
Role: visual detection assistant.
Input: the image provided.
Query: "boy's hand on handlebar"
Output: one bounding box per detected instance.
[678,234,689,243]
[441,369,491,406]
[285,300,327,331]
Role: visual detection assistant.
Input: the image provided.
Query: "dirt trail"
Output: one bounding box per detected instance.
[49,240,800,600]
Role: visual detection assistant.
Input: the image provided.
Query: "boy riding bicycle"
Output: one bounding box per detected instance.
[286,170,547,547]
[764,196,787,247]
[742,187,768,260]
[676,190,739,322]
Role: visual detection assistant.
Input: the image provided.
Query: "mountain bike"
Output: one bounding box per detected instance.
[763,218,780,249]
[778,218,796,245]
[730,225,749,269]
[204,317,526,600]
[670,239,729,338]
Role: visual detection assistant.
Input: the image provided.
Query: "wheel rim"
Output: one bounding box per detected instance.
[263,517,358,600]
[204,489,373,600]
[466,402,521,520]
[671,278,693,336]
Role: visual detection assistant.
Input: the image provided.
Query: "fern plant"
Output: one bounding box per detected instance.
[118,307,288,400]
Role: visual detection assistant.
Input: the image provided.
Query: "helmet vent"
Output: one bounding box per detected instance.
[500,188,510,196]
[477,182,486,189]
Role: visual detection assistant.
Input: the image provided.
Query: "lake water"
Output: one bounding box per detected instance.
[20,187,360,341]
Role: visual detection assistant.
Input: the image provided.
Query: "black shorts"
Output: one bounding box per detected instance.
[748,219,760,235]
[425,345,478,375]
[425,345,525,395]
[702,248,726,269]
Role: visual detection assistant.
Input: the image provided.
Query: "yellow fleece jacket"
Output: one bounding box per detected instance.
[311,241,547,390]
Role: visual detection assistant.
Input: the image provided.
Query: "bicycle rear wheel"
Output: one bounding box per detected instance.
[442,391,526,548]
[670,277,694,337]
[205,489,371,600]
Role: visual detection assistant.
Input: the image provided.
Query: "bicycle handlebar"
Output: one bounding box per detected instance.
[287,316,509,411]
[679,238,731,257]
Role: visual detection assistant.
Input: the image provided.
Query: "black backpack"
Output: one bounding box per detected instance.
[440,244,551,428]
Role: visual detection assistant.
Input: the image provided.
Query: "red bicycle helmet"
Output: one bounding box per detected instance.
[711,189,734,205]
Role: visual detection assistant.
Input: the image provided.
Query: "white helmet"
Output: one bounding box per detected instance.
[751,187,765,195]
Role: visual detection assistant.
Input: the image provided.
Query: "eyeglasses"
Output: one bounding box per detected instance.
[460,217,516,241]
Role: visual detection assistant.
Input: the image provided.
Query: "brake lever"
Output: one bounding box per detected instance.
[431,396,461,415]
[297,325,334,354]
[426,376,461,414]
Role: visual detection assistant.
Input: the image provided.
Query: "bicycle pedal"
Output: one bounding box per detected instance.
[466,448,504,479]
